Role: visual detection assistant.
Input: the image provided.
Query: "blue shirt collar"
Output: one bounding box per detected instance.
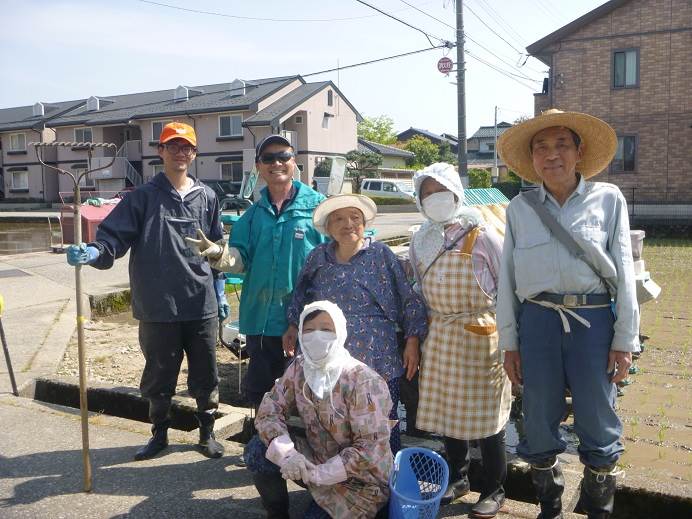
[538,173,586,204]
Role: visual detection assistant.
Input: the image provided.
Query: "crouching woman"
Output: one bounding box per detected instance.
[244,301,394,519]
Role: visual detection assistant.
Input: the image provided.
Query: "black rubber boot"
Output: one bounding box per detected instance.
[196,411,224,458]
[578,465,617,518]
[441,437,471,505]
[531,457,565,519]
[252,471,290,519]
[471,430,507,518]
[134,421,170,461]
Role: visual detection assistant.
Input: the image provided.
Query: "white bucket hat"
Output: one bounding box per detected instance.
[312,194,377,236]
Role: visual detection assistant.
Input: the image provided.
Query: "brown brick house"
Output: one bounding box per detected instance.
[527,0,691,208]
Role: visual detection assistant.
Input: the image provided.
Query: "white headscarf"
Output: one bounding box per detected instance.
[412,162,484,271]
[298,301,352,408]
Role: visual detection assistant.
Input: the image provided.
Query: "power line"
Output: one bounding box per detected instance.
[472,0,527,49]
[353,0,448,46]
[397,0,455,30]
[135,0,404,22]
[394,0,539,82]
[535,0,565,24]
[464,2,524,54]
[530,0,563,26]
[301,44,453,78]
[464,33,540,82]
[465,51,538,90]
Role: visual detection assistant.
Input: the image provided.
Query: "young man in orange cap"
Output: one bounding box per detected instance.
[496,110,639,519]
[66,122,228,461]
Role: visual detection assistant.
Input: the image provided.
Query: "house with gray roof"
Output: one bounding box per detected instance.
[396,127,459,154]
[466,121,512,179]
[0,76,360,202]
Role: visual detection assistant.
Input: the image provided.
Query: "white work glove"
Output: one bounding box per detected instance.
[185,229,223,260]
[306,455,348,486]
[265,434,315,482]
[280,450,315,482]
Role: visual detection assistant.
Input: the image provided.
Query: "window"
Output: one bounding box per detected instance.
[382,182,395,192]
[221,162,243,182]
[152,164,165,177]
[297,164,304,172]
[612,136,637,172]
[487,143,495,151]
[613,49,638,88]
[322,114,331,130]
[152,121,171,141]
[74,168,96,188]
[295,115,303,124]
[75,128,93,143]
[9,133,26,151]
[219,114,243,137]
[327,90,333,107]
[367,181,382,191]
[10,170,28,190]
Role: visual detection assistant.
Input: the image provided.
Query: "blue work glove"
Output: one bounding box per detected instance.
[66,243,100,266]
[214,278,230,322]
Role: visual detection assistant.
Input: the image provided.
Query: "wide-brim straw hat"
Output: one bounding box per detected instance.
[497,109,617,184]
[313,194,377,236]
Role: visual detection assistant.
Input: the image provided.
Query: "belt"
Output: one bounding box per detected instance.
[533,292,611,307]
[527,293,611,334]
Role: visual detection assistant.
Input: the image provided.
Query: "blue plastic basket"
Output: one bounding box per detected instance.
[389,447,449,519]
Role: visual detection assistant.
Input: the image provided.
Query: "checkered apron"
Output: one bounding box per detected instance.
[416,228,511,440]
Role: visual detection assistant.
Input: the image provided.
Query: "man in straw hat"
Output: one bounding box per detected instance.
[496,109,639,519]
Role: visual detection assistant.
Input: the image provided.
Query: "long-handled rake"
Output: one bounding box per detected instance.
[0,294,19,396]
[31,141,117,492]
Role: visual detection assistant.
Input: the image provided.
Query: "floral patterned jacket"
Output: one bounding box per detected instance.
[256,356,394,519]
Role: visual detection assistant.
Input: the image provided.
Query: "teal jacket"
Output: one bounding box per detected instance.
[230,181,326,336]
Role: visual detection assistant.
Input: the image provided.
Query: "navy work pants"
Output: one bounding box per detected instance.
[516,302,623,468]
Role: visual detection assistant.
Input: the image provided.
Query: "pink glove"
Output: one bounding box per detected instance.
[307,455,348,486]
[266,434,314,482]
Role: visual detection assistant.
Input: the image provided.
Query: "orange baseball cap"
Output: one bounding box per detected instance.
[159,122,197,147]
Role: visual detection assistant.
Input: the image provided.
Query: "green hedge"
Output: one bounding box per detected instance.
[494,181,521,200]
[365,196,416,206]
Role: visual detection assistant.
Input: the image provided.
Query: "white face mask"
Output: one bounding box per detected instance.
[300,330,337,362]
[422,191,457,223]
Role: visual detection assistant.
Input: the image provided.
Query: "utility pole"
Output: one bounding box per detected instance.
[492,105,498,183]
[456,0,468,183]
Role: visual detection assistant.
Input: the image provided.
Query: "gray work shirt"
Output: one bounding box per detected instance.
[496,176,640,352]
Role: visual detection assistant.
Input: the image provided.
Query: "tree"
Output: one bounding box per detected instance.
[402,135,439,168]
[513,115,530,124]
[469,168,491,188]
[438,140,457,164]
[313,158,332,177]
[345,149,382,193]
[357,115,397,145]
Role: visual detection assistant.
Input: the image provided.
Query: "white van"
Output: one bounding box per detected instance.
[360,179,415,201]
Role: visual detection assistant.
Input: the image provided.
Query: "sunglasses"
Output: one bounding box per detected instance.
[259,151,294,164]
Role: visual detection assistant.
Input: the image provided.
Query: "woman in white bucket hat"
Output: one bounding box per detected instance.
[285,194,428,456]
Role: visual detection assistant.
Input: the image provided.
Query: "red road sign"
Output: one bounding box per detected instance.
[437,57,454,74]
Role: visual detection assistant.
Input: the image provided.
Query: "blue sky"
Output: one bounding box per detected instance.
[0,0,605,136]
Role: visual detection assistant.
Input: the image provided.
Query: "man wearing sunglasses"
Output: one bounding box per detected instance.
[66,121,227,461]
[189,134,326,408]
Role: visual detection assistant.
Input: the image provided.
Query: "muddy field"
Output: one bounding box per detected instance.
[57,238,692,492]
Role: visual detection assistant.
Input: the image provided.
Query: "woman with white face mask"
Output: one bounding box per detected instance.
[284,194,428,457]
[409,163,511,518]
[244,301,394,519]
